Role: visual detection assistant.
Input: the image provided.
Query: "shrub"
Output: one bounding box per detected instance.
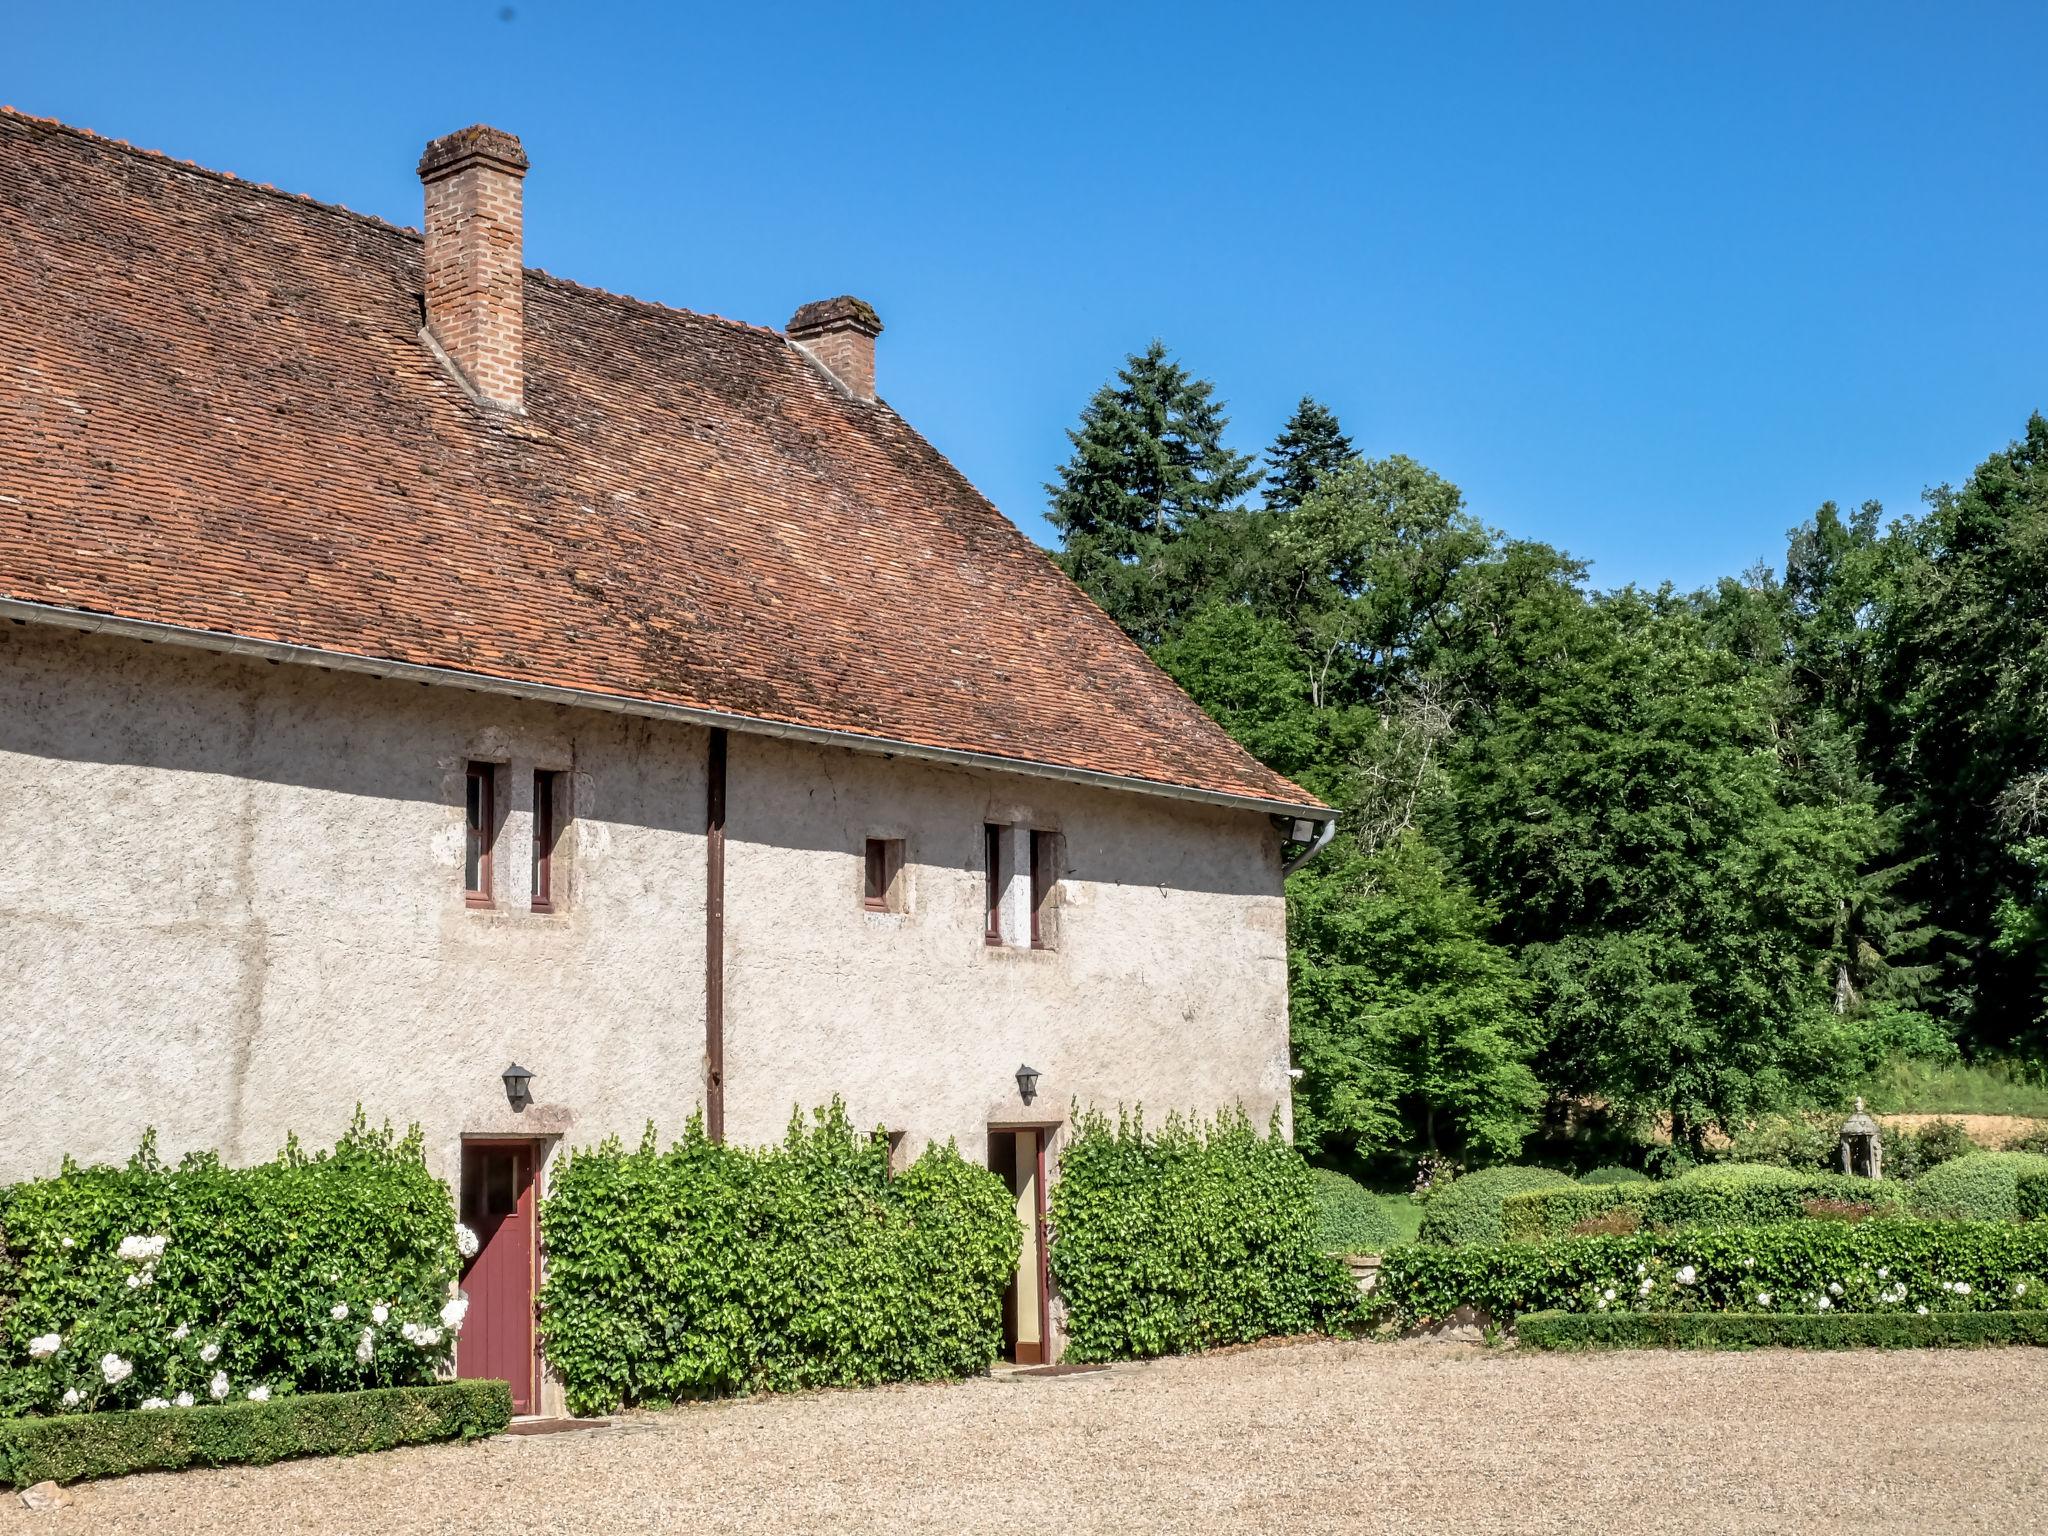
[1909,1118,1981,1169]
[1518,1308,2048,1352]
[538,1104,1019,1414]
[1910,1152,2048,1221]
[1309,1170,1400,1256]
[1726,1114,1840,1174]
[0,1381,509,1488]
[1500,1185,1645,1242]
[1578,1166,1650,1187]
[1643,1164,1903,1228]
[2008,1123,2048,1156]
[1417,1166,1575,1247]
[1048,1108,1361,1363]
[1373,1219,2048,1326]
[1803,1199,1885,1223]
[0,1117,459,1420]
[1570,1209,1642,1238]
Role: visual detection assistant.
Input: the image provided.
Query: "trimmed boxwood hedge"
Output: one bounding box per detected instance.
[0,1381,511,1488]
[1416,1167,1575,1247]
[1375,1218,2048,1326]
[1500,1165,1904,1241]
[1310,1169,1400,1256]
[1519,1308,2048,1351]
[1909,1152,2048,1221]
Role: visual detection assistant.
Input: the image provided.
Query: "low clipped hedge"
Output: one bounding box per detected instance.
[2020,1168,2048,1222]
[1910,1152,2048,1221]
[538,1103,1019,1414]
[1310,1169,1400,1256]
[1519,1308,2048,1351]
[1578,1166,1650,1187]
[1416,1167,1575,1247]
[1500,1165,1904,1241]
[1049,1109,1362,1362]
[1375,1219,2048,1326]
[0,1381,510,1488]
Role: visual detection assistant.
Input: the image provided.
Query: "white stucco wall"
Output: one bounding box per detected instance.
[0,621,1292,1189]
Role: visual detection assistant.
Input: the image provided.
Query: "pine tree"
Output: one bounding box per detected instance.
[1045,341,1257,639]
[1262,396,1355,515]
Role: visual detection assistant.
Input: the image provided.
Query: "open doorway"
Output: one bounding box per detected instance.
[987,1127,1050,1365]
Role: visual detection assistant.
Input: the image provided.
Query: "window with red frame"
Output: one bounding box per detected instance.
[531,770,564,912]
[463,762,495,908]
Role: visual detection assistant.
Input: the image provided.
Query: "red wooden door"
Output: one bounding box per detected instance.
[457,1141,538,1414]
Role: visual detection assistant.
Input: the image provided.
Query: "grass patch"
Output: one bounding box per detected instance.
[1378,1194,1424,1246]
[1858,1058,2048,1118]
[1518,1309,2048,1351]
[0,1381,511,1488]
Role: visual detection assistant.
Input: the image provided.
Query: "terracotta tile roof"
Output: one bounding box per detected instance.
[0,111,1322,815]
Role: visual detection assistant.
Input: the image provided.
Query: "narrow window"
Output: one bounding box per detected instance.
[1030,830,1059,949]
[464,762,495,908]
[531,770,562,913]
[984,823,1005,945]
[863,837,904,913]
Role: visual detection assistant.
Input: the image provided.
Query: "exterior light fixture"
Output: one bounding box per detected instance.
[1288,817,1317,844]
[1015,1064,1040,1105]
[502,1063,533,1110]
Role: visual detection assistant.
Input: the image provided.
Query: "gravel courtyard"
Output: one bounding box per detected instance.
[10,1339,2047,1535]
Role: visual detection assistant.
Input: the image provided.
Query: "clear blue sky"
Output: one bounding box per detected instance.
[16,2,2048,590]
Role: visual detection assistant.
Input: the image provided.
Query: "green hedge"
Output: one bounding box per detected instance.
[1048,1109,1362,1362]
[1519,1308,2048,1351]
[1416,1166,1575,1247]
[0,1381,510,1488]
[537,1104,1019,1414]
[1375,1219,2048,1326]
[1,1116,460,1419]
[2020,1168,2048,1222]
[1310,1169,1400,1255]
[1578,1166,1650,1187]
[1910,1152,2048,1221]
[1500,1166,1904,1241]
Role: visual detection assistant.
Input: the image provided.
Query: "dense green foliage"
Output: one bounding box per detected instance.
[1499,1167,1904,1242]
[1578,1166,1651,1187]
[0,1118,459,1420]
[1375,1219,2048,1326]
[536,1105,1019,1415]
[1045,344,2048,1168]
[1518,1308,2048,1351]
[1309,1169,1401,1255]
[1415,1166,1574,1247]
[0,1381,509,1488]
[1908,1152,2048,1221]
[1046,1109,1362,1361]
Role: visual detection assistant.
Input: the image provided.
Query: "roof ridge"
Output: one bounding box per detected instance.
[0,106,788,346]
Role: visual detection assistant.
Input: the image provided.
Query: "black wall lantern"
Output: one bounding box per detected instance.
[502,1062,534,1110]
[1015,1064,1040,1105]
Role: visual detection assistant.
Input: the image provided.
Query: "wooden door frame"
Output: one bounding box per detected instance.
[989,1123,1054,1365]
[459,1136,543,1415]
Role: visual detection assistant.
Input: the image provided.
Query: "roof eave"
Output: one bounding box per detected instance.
[0,596,1333,822]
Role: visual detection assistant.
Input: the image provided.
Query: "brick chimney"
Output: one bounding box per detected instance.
[418,126,529,412]
[787,297,883,402]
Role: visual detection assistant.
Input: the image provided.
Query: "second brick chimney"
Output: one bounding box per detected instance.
[788,297,883,402]
[418,125,528,413]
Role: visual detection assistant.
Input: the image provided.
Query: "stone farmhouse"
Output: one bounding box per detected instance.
[0,112,1333,1399]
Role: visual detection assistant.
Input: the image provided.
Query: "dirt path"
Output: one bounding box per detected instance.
[9,1339,2046,1535]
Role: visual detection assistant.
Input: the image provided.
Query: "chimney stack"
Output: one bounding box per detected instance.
[418,126,528,412]
[787,297,883,402]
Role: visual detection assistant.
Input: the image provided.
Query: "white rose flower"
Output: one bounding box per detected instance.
[1743,1257,1756,1269]
[440,1296,469,1334]
[1827,1282,1843,1297]
[1955,1282,1971,1296]
[27,1333,61,1361]
[171,1324,189,1342]
[60,1237,75,1250]
[126,1274,142,1289]
[400,1321,420,1343]
[209,1371,229,1401]
[174,1391,194,1408]
[100,1353,133,1386]
[199,1342,220,1364]
[246,1385,270,1403]
[1676,1265,1697,1286]
[1817,1296,1832,1311]
[1916,1305,1929,1316]
[116,1234,167,1263]
[415,1325,444,1348]
[372,1304,389,1325]
[1596,1297,1609,1310]
[2016,1282,2028,1297]
[1635,1263,1647,1277]
[356,1328,376,1365]
[331,1303,349,1321]
[1877,1267,1889,1280]
[1941,1280,1956,1292]
[141,1397,169,1411]
[61,1388,80,1409]
[1638,1278,1653,1297]
[1756,1292,1772,1307]
[455,1224,481,1259]
[1601,1287,1616,1302]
